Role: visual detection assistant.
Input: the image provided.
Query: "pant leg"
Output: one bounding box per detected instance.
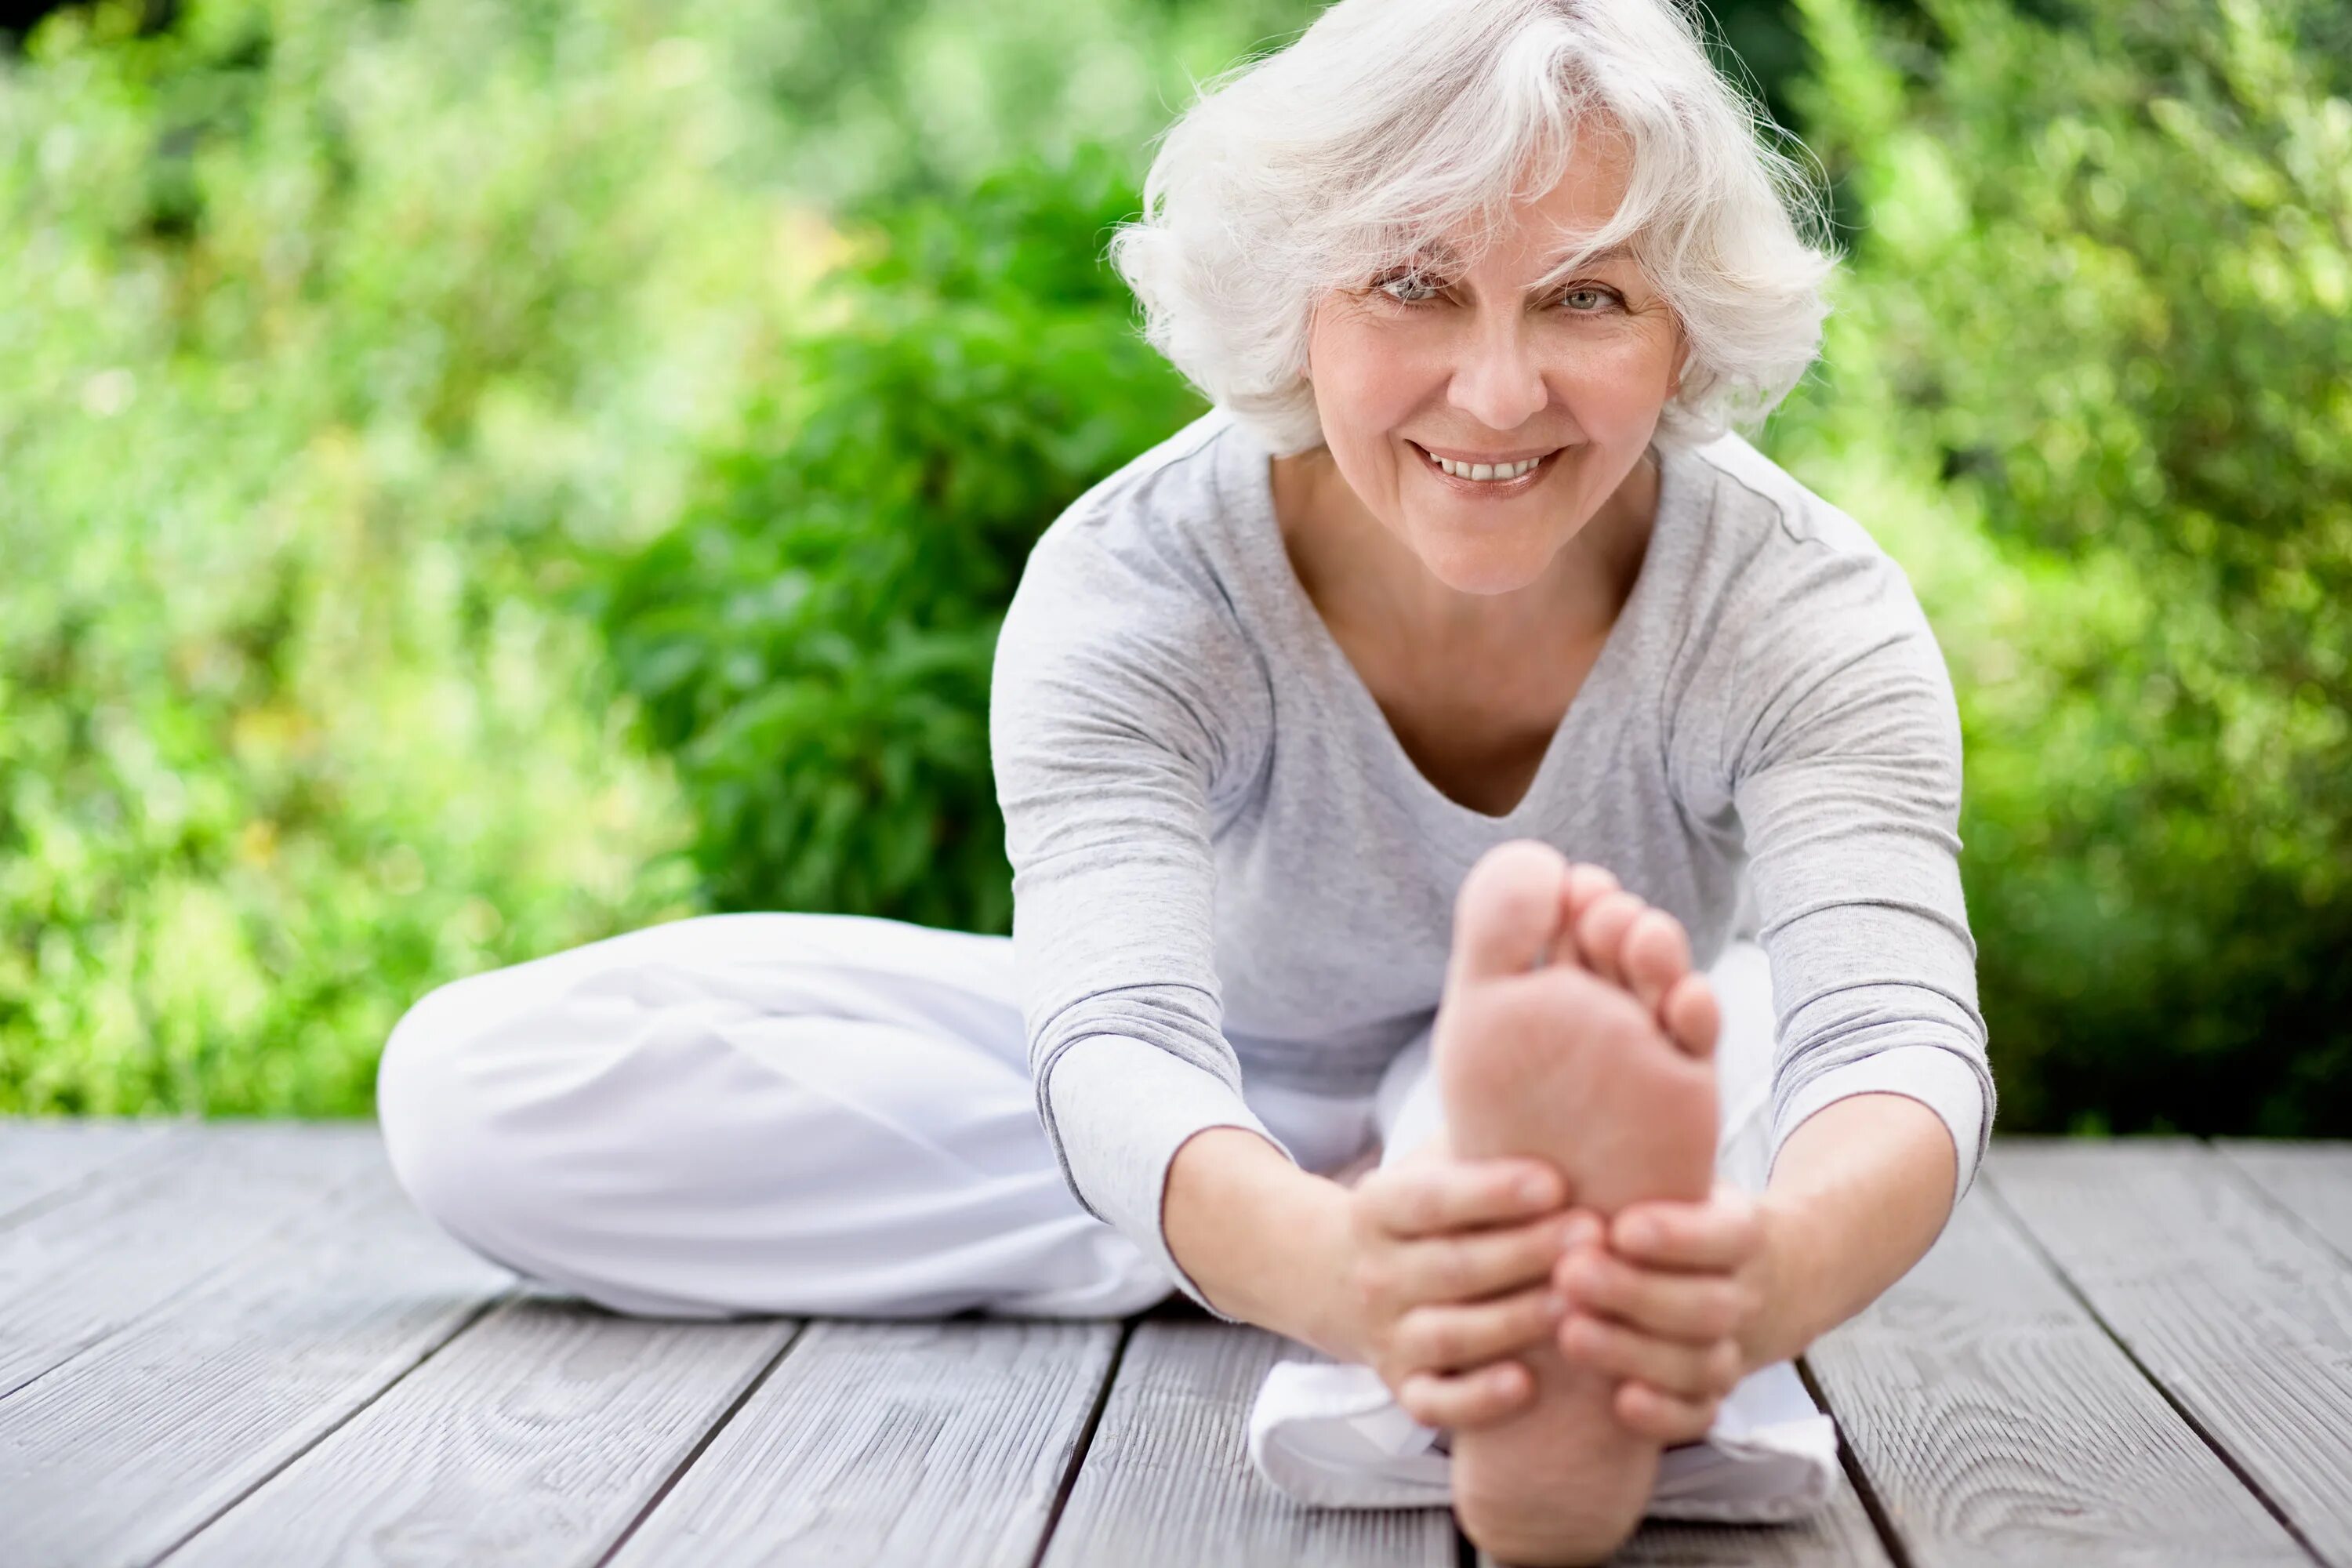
[376,912,1179,1320]
[1367,936,1779,1189]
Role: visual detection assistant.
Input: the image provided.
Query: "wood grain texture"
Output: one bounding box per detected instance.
[1989,1138,2352,1565]
[1806,1181,2303,1567]
[1524,1471,1889,1567]
[168,1299,794,1568]
[609,1317,1119,1568]
[0,1118,187,1228]
[2214,1140,2352,1262]
[1472,1494,1886,1568]
[1040,1322,1456,1568]
[0,1146,511,1568]
[0,1122,390,1399]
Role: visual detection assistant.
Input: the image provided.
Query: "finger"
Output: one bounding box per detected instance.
[1610,1193,1766,1272]
[1396,1359,1537,1430]
[1553,1245,1752,1342]
[1615,1379,1721,1446]
[1620,907,1692,1018]
[1661,972,1721,1062]
[1363,1158,1568,1240]
[1557,1313,1744,1403]
[1394,1287,1568,1373]
[1395,1212,1577,1302]
[1571,889,1646,986]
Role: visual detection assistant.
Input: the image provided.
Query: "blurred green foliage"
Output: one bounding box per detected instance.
[0,0,797,1110]
[1775,0,2351,1134]
[4,0,2346,1134]
[587,146,1207,931]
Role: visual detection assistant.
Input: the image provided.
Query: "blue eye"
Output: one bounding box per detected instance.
[1558,286,1618,312]
[1375,270,1443,304]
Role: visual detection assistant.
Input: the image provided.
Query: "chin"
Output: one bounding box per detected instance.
[1407,532,1558,595]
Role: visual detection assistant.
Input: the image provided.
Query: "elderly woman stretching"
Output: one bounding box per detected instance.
[375,0,1994,1559]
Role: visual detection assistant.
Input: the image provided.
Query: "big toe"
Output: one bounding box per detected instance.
[1448,839,1574,985]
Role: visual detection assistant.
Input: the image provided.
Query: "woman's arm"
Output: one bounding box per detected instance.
[1743,1091,1956,1369]
[1162,1126,1356,1351]
[1541,496,1996,1440]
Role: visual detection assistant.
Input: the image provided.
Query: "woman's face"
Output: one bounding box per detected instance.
[1301,135,1686,597]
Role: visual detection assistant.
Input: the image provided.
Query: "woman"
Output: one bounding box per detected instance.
[376,0,1994,1560]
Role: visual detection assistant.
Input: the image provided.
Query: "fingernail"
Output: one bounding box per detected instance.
[1563,1214,1601,1249]
[1545,1291,1568,1319]
[1519,1174,1554,1206]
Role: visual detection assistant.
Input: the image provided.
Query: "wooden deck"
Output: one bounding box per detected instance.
[2,1123,2349,1566]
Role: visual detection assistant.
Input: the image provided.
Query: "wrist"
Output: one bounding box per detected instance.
[1163,1127,1355,1345]
[1743,1189,1816,1371]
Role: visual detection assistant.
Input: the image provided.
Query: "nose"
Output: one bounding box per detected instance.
[1445,310,1548,432]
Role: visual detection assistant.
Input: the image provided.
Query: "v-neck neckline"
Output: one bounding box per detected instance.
[1221,418,1682,832]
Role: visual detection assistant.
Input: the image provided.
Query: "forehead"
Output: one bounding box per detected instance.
[1410,136,1638,269]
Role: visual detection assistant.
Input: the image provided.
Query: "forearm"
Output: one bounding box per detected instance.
[1744,1091,1958,1370]
[1162,1125,1358,1356]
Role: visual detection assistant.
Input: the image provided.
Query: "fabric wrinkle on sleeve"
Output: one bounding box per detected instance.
[991,517,1281,1315]
[1700,520,1998,1225]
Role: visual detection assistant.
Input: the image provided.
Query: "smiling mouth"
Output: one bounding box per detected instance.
[1407,440,1565,489]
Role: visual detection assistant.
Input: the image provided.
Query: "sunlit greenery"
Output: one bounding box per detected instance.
[1773,0,2350,1134]
[4,0,2344,1134]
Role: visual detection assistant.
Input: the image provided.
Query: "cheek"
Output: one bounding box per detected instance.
[1554,329,1682,430]
[1309,334,1435,449]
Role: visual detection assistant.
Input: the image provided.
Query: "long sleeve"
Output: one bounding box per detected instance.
[1696,510,1996,1218]
[989,517,1285,1316]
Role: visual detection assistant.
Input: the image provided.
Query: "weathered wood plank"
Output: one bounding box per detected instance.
[608,1317,1120,1568]
[166,1300,794,1568]
[2214,1140,2352,1264]
[0,1122,391,1400]
[1040,1322,1454,1568]
[0,1118,187,1228]
[1472,1487,1885,1568]
[0,1145,511,1568]
[1592,1468,1889,1566]
[1989,1138,2352,1565]
[1805,1181,2303,1566]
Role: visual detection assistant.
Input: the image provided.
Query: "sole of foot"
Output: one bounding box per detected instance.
[1434,839,1719,1566]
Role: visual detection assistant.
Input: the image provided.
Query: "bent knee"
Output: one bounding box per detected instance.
[374,976,543,1256]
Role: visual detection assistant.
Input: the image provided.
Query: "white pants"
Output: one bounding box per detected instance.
[376,911,1780,1323]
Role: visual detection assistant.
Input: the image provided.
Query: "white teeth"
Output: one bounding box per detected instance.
[1428,448,1542,481]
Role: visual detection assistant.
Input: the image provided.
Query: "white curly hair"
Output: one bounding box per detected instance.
[1106,0,1838,455]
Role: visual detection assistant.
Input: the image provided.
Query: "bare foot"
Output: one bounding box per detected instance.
[1434,840,1719,1566]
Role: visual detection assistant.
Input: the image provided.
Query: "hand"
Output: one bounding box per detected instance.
[1549,1178,1773,1444]
[1333,1145,1578,1433]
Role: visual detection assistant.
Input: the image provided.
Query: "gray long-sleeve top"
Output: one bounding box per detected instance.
[989,406,1995,1313]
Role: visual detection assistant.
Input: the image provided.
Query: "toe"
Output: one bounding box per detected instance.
[1571,890,1645,985]
[1621,909,1692,1015]
[1450,840,1575,985]
[1661,972,1722,1061]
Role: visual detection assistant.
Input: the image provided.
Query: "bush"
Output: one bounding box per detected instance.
[0,0,807,1112]
[1773,0,2351,1134]
[589,144,1208,935]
